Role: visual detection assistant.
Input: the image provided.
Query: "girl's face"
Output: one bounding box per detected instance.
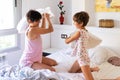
[73,21,83,29]
[28,20,40,27]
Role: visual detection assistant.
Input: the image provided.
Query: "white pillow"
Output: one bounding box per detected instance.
[86,32,102,49]
[105,47,119,60]
[89,46,119,65]
[89,46,108,65]
[36,7,54,18]
[17,16,28,33]
[69,31,102,49]
[17,7,54,33]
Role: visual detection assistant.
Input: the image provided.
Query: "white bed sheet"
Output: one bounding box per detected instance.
[47,49,120,80]
[93,62,120,80]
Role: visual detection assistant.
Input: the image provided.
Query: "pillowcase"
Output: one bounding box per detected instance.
[36,7,54,18]
[86,32,102,49]
[89,46,108,65]
[105,47,119,60]
[89,46,119,65]
[69,31,77,48]
[70,31,102,49]
[17,16,28,33]
[17,7,54,33]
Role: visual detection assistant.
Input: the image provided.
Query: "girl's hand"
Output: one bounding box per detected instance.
[44,13,50,20]
[42,13,45,19]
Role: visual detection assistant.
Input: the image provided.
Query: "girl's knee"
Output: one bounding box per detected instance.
[50,67,56,72]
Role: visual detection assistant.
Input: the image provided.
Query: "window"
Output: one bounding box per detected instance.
[0,0,22,53]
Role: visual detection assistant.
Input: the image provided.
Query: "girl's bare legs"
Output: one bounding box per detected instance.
[31,62,55,71]
[42,56,57,66]
[69,60,99,73]
[69,60,80,73]
[90,67,100,72]
[31,56,57,71]
[81,65,94,80]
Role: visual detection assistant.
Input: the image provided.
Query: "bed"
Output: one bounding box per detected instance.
[47,47,120,80]
[46,26,120,80]
[0,27,120,80]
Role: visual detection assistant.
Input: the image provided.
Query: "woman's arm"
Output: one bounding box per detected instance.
[65,31,80,44]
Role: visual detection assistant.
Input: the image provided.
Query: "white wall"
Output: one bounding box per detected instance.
[96,13,120,27]
[22,0,57,23]
[22,0,120,27]
[22,0,72,25]
[7,0,120,65]
[85,0,120,27]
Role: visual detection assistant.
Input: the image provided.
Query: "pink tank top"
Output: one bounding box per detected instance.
[23,32,42,61]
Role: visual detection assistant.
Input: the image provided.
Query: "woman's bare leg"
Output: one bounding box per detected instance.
[31,62,55,71]
[42,56,57,66]
[81,65,94,80]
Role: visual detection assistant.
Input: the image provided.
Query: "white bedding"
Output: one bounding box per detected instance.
[0,64,80,80]
[1,50,119,80]
[93,62,120,79]
[47,48,120,80]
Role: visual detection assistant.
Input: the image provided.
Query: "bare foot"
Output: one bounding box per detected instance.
[91,67,100,72]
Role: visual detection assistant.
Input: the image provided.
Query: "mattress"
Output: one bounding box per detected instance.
[47,48,120,80]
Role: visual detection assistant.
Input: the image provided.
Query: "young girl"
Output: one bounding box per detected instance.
[19,10,57,71]
[65,11,99,80]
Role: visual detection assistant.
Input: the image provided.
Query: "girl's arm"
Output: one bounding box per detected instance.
[41,14,46,28]
[35,13,54,34]
[65,31,80,44]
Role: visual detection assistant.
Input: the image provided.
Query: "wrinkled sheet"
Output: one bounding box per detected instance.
[0,64,85,80]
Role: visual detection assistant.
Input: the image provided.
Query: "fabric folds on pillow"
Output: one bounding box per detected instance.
[88,46,119,65]
[89,46,108,65]
[17,7,54,33]
[70,31,102,49]
[86,32,102,49]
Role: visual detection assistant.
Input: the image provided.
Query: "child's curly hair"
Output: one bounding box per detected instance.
[26,10,42,22]
[73,11,89,26]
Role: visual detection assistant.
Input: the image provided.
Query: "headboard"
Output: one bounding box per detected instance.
[51,25,120,55]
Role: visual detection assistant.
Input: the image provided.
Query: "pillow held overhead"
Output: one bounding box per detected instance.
[17,7,54,33]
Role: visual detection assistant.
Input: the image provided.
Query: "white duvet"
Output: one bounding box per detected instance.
[1,47,119,80]
[47,48,120,80]
[93,62,120,80]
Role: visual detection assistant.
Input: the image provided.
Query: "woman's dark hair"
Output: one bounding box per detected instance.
[26,10,42,22]
[73,11,89,26]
